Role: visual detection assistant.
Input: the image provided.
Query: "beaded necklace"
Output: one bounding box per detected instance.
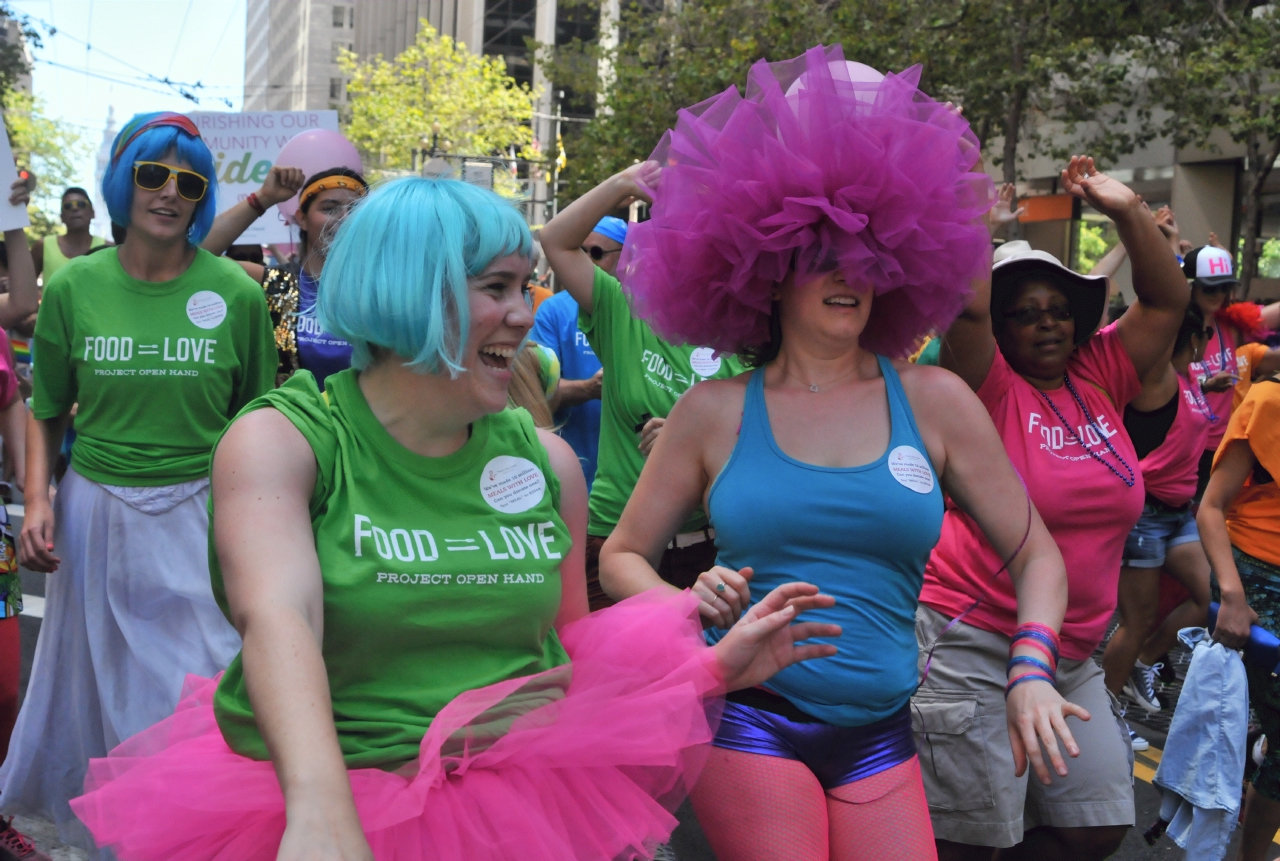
[1036,373,1136,488]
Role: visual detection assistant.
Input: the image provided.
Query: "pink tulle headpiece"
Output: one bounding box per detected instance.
[618,44,995,357]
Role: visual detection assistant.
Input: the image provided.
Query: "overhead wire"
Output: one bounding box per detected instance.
[166,0,197,79]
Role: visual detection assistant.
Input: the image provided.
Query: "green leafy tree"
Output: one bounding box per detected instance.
[3,90,87,237]
[1135,2,1280,296]
[339,21,538,181]
[540,0,1155,202]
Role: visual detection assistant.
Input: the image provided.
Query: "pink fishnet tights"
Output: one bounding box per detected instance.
[690,748,937,861]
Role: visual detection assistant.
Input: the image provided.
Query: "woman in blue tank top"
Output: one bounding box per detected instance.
[594,47,1083,861]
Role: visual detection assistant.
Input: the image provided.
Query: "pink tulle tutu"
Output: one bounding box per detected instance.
[70,590,723,861]
[619,44,994,358]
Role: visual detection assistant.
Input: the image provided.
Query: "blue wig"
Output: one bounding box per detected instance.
[101,112,218,244]
[318,177,532,374]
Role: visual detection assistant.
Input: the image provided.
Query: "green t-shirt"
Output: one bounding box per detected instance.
[31,248,276,486]
[580,269,745,536]
[212,370,572,769]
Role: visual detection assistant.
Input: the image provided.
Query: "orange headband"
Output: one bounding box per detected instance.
[299,175,366,212]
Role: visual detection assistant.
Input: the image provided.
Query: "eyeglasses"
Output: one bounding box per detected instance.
[132,161,209,202]
[1197,281,1235,295]
[62,199,90,212]
[1003,304,1073,327]
[582,245,622,262]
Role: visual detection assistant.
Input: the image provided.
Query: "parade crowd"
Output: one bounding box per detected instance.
[0,43,1277,861]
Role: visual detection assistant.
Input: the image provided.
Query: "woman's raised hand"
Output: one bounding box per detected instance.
[693,565,753,629]
[611,160,661,208]
[7,178,30,210]
[712,582,840,692]
[1060,156,1137,217]
[1005,679,1090,785]
[987,183,1025,235]
[258,166,307,208]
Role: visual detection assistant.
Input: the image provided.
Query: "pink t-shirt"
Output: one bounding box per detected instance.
[0,328,17,409]
[1189,323,1243,449]
[920,325,1145,660]
[1138,373,1213,508]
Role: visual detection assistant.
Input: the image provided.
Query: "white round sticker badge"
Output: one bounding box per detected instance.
[187,291,228,330]
[689,347,722,378]
[480,456,547,514]
[888,446,935,494]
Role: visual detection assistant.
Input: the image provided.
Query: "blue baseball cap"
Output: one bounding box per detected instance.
[593,216,628,245]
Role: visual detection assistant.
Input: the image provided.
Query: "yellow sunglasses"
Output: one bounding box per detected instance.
[132,161,209,202]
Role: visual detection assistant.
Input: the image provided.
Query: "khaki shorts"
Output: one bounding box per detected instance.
[911,606,1134,848]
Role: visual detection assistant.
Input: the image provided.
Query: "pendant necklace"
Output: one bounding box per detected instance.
[786,364,861,393]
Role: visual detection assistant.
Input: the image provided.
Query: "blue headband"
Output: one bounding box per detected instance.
[593,216,628,245]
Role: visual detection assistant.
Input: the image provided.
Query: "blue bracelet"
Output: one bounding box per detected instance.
[1010,629,1059,661]
[1003,670,1054,695]
[1008,655,1056,679]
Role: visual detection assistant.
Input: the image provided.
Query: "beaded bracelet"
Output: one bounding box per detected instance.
[1005,672,1055,698]
[1007,655,1056,679]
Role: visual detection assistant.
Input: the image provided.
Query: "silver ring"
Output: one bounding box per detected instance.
[715,582,727,593]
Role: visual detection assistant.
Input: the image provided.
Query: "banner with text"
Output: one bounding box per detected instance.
[187,110,339,245]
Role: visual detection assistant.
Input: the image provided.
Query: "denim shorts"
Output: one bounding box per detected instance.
[1122,501,1200,568]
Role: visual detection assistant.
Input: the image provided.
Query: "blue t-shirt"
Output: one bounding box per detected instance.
[531,291,602,488]
[297,270,353,390]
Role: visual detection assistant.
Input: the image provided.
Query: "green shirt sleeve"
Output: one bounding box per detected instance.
[229,274,279,412]
[31,274,76,419]
[577,267,626,368]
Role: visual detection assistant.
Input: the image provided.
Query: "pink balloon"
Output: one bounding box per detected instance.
[273,129,362,224]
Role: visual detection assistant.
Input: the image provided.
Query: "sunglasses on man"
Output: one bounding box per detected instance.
[582,245,622,262]
[62,199,90,212]
[133,162,209,202]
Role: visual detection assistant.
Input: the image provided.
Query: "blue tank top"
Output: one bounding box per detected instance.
[706,358,944,726]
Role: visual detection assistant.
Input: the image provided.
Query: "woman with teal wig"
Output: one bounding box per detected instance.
[70,176,841,861]
[0,112,277,851]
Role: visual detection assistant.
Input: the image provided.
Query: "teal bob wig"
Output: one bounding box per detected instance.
[318,177,532,374]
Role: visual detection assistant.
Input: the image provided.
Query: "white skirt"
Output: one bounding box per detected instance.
[0,468,241,851]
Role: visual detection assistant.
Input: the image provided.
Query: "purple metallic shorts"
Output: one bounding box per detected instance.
[712,691,916,790]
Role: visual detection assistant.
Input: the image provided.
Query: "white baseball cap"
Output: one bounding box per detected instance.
[1182,245,1239,289]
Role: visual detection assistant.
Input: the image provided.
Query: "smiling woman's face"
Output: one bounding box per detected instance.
[127,149,200,245]
[995,279,1077,383]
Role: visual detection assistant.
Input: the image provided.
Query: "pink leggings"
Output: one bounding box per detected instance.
[691,747,937,861]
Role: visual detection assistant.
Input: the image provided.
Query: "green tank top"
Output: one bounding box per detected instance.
[211,369,572,769]
[42,233,105,281]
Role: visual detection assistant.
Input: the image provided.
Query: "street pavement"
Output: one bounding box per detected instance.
[7,519,1277,859]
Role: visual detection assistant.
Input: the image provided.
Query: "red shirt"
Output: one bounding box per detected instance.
[921,325,1145,659]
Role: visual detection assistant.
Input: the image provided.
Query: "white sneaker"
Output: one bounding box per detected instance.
[1129,725,1150,752]
[1123,661,1163,713]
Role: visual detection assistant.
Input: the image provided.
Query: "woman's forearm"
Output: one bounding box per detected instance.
[0,229,38,326]
[599,543,680,602]
[240,607,355,810]
[541,174,627,256]
[201,200,262,257]
[1112,203,1184,313]
[1198,502,1244,599]
[25,412,68,505]
[1009,530,1068,631]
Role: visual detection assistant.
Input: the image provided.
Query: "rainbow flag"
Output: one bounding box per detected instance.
[10,336,30,365]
